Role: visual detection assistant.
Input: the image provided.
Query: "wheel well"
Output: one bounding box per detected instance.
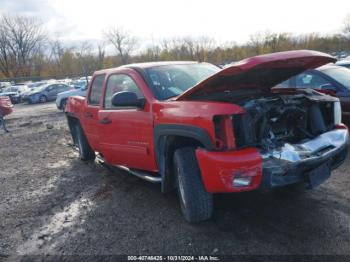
[160,135,204,193]
[66,115,79,145]
[61,98,67,105]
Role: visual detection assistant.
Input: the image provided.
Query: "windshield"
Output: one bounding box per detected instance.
[145,63,220,100]
[321,67,350,89]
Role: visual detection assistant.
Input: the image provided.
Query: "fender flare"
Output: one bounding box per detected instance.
[65,112,80,145]
[154,124,214,192]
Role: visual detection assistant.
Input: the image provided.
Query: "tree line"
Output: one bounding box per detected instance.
[0,14,350,80]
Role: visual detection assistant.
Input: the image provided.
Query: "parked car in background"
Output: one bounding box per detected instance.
[0,91,17,103]
[70,80,87,89]
[25,83,73,104]
[0,85,30,104]
[0,96,13,133]
[79,76,92,82]
[57,78,72,85]
[0,82,11,91]
[336,60,350,69]
[21,81,47,100]
[27,81,47,90]
[276,64,350,118]
[56,85,88,110]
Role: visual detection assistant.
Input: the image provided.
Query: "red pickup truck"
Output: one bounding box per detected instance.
[66,50,349,223]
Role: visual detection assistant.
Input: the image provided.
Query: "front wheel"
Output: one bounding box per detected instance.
[173,147,213,223]
[39,95,47,103]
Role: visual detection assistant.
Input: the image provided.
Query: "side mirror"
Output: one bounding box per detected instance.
[320,84,337,92]
[111,91,145,108]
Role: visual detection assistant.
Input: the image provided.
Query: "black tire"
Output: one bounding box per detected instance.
[173,147,213,223]
[39,95,47,103]
[60,99,67,111]
[74,123,95,161]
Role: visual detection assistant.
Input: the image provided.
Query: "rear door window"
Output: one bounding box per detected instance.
[88,74,105,105]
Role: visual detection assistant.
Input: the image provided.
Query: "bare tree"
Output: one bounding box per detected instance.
[0,26,11,77]
[195,36,215,61]
[249,32,264,55]
[50,40,65,63]
[49,40,66,75]
[343,15,350,39]
[97,43,105,68]
[0,14,46,77]
[75,41,93,79]
[104,27,138,64]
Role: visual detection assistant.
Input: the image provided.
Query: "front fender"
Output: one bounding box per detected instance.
[154,124,214,193]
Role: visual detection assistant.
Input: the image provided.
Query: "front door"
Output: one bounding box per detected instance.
[98,73,157,171]
[80,74,105,151]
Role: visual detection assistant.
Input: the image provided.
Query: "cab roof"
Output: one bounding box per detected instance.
[94,61,200,75]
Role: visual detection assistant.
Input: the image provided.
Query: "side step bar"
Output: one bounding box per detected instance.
[96,154,162,183]
[117,165,162,183]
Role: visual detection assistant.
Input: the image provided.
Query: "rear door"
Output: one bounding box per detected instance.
[81,74,106,151]
[97,72,157,171]
[46,84,58,100]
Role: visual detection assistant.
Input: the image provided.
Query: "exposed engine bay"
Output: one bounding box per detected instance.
[229,91,338,152]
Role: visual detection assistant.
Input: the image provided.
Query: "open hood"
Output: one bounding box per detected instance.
[176,50,336,101]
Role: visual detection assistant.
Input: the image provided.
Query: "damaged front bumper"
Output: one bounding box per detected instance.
[196,128,348,193]
[260,128,349,188]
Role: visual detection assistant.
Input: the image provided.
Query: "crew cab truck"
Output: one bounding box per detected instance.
[65,50,349,223]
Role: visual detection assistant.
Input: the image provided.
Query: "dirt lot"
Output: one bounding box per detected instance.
[1,102,350,256]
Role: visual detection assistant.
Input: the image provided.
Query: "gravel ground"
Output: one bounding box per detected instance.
[1,102,350,257]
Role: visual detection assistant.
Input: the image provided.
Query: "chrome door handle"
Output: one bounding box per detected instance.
[84,112,93,118]
[99,118,112,124]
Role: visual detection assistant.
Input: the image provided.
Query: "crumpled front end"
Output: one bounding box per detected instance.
[195,127,348,193]
[261,128,348,189]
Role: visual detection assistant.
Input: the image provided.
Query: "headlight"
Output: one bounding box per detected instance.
[334,101,342,125]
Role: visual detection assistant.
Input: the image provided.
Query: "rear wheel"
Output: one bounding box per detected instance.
[75,123,95,161]
[173,147,213,223]
[39,95,47,103]
[60,99,67,111]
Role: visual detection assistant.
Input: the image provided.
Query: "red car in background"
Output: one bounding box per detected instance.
[0,96,12,133]
[65,50,349,222]
[276,64,350,120]
[0,96,13,117]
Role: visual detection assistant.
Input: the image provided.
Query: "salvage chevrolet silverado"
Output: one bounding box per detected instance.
[65,50,349,223]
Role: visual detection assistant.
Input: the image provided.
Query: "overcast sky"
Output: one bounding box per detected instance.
[1,0,350,48]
